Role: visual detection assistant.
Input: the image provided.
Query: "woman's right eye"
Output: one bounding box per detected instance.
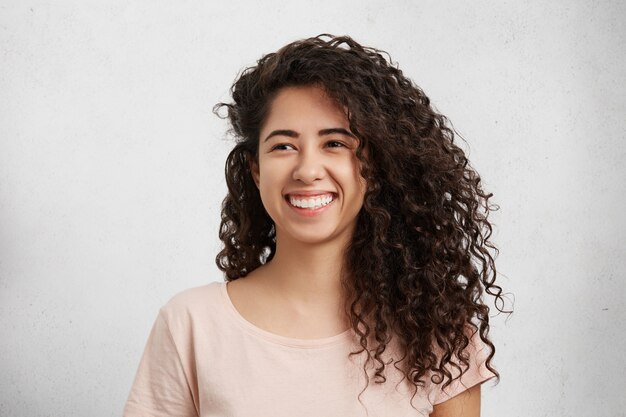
[271,143,295,151]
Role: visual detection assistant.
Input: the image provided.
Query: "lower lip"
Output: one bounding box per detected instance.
[285,196,336,217]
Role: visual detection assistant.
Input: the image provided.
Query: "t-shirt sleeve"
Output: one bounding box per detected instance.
[430,330,497,405]
[123,310,198,417]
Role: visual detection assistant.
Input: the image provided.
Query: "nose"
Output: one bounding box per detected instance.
[292,147,325,184]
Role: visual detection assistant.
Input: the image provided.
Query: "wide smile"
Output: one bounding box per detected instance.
[284,193,337,217]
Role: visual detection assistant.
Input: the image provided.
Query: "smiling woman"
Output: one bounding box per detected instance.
[123,34,508,417]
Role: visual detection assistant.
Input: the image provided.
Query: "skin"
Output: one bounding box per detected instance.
[431,384,481,417]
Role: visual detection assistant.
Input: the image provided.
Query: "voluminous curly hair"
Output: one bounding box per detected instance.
[213,34,508,408]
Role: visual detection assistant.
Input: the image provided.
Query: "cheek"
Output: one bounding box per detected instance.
[352,154,368,194]
[351,158,367,192]
[256,158,273,184]
[257,166,281,205]
[358,176,367,195]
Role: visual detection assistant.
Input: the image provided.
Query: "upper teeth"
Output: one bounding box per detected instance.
[289,194,334,209]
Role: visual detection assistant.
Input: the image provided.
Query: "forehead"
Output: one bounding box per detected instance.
[261,85,349,130]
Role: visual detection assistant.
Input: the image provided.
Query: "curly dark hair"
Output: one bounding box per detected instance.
[213,34,509,408]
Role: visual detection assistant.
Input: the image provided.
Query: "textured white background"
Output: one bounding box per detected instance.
[1,1,625,416]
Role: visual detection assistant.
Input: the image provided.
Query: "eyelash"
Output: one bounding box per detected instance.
[271,141,346,151]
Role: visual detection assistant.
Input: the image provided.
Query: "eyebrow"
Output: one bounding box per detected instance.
[263,128,356,143]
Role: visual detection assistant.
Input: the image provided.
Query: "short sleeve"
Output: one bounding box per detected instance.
[123,311,198,417]
[430,331,497,405]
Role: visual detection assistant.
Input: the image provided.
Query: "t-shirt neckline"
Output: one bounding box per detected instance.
[219,281,354,349]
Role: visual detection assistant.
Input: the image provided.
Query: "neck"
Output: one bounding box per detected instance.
[259,233,350,320]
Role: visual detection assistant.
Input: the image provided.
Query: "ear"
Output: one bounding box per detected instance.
[249,157,260,188]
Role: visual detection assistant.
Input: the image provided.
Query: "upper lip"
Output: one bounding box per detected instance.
[284,190,336,197]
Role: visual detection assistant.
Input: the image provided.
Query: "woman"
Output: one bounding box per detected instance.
[124,34,507,416]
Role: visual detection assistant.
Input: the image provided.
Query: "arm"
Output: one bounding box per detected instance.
[431,384,481,417]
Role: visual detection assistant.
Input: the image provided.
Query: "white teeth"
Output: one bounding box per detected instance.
[289,194,334,209]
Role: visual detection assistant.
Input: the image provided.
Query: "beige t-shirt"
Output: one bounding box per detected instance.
[124,281,496,417]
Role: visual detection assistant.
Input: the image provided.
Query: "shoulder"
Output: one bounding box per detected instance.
[163,281,222,309]
[158,281,225,330]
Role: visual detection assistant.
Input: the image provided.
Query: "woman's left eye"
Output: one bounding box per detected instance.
[326,141,346,148]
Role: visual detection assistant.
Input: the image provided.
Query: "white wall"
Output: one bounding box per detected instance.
[1,1,624,416]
